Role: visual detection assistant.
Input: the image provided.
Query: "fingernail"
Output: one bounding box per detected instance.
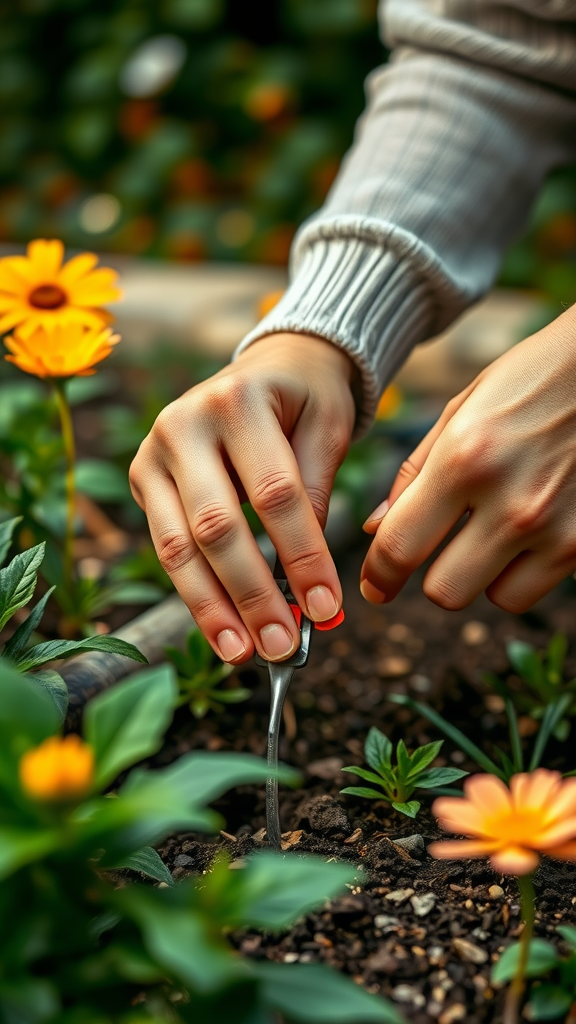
[360,579,386,604]
[217,629,246,662]
[363,499,389,528]
[306,585,339,622]
[260,623,295,661]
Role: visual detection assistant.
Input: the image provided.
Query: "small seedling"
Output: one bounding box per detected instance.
[492,924,576,1021]
[165,627,251,717]
[341,726,468,818]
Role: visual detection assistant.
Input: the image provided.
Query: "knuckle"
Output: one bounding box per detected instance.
[488,589,528,615]
[188,594,228,623]
[192,503,237,549]
[151,404,184,450]
[305,484,330,525]
[506,494,555,537]
[252,471,300,515]
[205,375,253,418]
[423,573,470,610]
[157,532,195,574]
[374,527,416,575]
[442,424,497,481]
[235,584,279,617]
[283,547,325,578]
[397,458,419,484]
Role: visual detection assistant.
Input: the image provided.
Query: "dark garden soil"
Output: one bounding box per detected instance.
[151,541,576,1024]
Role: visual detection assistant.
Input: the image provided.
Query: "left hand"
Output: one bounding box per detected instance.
[360,303,576,613]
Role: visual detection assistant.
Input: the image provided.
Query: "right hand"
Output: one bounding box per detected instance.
[129,332,356,664]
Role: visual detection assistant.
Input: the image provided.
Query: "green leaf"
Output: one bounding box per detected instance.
[226,853,359,930]
[28,669,68,723]
[491,939,559,985]
[214,688,251,703]
[105,581,165,605]
[0,542,45,632]
[557,925,576,951]
[0,978,59,1023]
[415,767,468,789]
[406,740,443,777]
[364,727,392,772]
[3,586,55,661]
[113,846,174,885]
[0,517,22,568]
[528,985,573,1020]
[75,459,131,502]
[139,751,300,809]
[0,663,61,781]
[14,634,148,672]
[546,632,568,684]
[340,786,382,799]
[0,827,62,880]
[529,694,573,771]
[341,766,386,789]
[391,800,420,818]
[395,739,412,781]
[507,640,547,695]
[85,664,177,788]
[388,695,505,779]
[255,962,405,1023]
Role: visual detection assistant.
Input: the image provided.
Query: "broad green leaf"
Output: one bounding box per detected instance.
[388,695,504,779]
[396,739,412,780]
[528,985,573,1020]
[29,669,68,723]
[340,786,382,799]
[507,640,547,695]
[415,767,468,789]
[546,633,568,684]
[491,939,559,985]
[85,664,176,788]
[15,634,147,672]
[0,517,22,568]
[113,845,174,885]
[224,853,360,930]
[557,924,576,951]
[120,889,247,992]
[255,962,405,1023]
[136,751,300,809]
[364,727,392,772]
[0,827,62,879]
[165,645,194,677]
[391,800,420,818]
[75,459,131,502]
[341,766,386,789]
[0,542,45,632]
[105,581,165,605]
[0,663,61,774]
[3,586,55,660]
[407,740,443,777]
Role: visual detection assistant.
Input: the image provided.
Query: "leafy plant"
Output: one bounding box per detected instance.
[340,725,468,818]
[0,658,403,1024]
[0,516,146,720]
[484,633,576,741]
[492,926,576,1021]
[166,628,251,717]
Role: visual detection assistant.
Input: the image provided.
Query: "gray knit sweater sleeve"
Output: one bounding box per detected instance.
[234,0,576,436]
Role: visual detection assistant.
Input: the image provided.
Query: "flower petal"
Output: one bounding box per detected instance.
[464,773,513,817]
[428,839,496,861]
[489,845,539,875]
[432,798,487,837]
[57,252,98,286]
[510,769,562,816]
[548,841,576,862]
[545,777,576,823]
[27,239,64,278]
[535,817,576,849]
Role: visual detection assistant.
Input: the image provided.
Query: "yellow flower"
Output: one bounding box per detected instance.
[376,384,402,421]
[0,239,121,337]
[430,769,576,875]
[20,734,94,802]
[4,322,120,378]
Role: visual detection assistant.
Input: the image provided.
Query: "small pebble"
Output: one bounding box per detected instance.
[378,656,412,678]
[374,914,400,929]
[489,884,504,898]
[173,854,194,867]
[283,952,299,963]
[461,620,489,645]
[393,834,425,858]
[453,937,488,964]
[385,888,415,905]
[428,945,445,965]
[439,1005,466,1024]
[391,984,426,1008]
[410,892,437,917]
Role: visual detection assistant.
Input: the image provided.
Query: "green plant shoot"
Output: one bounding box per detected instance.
[166,628,251,718]
[341,725,468,818]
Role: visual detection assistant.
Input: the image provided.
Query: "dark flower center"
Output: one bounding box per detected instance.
[29,284,67,310]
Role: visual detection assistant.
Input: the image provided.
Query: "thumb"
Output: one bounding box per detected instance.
[363,381,476,535]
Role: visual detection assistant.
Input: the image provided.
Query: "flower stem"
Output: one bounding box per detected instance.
[504,873,536,1024]
[54,379,76,595]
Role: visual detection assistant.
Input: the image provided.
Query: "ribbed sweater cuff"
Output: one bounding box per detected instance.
[233,238,435,438]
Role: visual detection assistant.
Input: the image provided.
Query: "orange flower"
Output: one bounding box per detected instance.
[376,384,402,421]
[4,321,120,378]
[20,734,94,802]
[0,239,121,337]
[430,770,576,875]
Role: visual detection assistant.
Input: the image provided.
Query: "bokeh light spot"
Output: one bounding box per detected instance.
[216,209,255,248]
[120,35,187,98]
[79,194,121,234]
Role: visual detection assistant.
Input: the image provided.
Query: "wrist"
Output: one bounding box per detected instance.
[237,330,357,387]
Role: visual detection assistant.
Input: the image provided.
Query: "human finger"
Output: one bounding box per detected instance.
[363,384,476,535]
[168,439,303,660]
[131,465,256,664]
[486,547,576,614]
[225,411,343,623]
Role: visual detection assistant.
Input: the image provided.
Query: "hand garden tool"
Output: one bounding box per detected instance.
[256,556,344,850]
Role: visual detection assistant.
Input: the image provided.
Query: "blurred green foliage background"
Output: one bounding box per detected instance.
[1,0,575,303]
